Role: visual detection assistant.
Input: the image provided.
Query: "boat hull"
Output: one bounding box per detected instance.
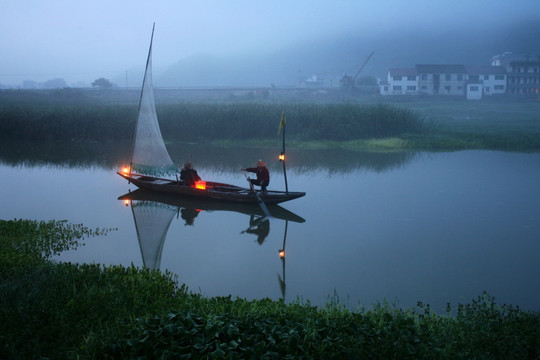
[118,172,306,205]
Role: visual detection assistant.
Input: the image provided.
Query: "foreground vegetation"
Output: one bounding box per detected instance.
[1,219,539,359]
[1,90,539,150]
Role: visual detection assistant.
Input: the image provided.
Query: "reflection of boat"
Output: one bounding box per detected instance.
[121,189,299,300]
[119,189,305,223]
[117,24,305,205]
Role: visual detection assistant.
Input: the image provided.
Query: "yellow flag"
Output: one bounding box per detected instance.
[277,112,286,135]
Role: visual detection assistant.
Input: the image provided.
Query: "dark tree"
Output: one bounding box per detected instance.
[92,77,114,89]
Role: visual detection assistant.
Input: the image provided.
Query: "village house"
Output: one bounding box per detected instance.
[492,53,540,95]
[465,65,507,100]
[381,53,540,99]
[380,63,507,99]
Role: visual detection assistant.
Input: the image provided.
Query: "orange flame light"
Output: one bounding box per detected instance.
[279,154,285,161]
[122,166,130,175]
[194,180,207,190]
[124,200,130,206]
[279,249,285,258]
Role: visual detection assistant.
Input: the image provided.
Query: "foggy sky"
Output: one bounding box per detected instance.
[1,0,539,87]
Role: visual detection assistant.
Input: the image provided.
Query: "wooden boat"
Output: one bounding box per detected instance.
[118,189,305,222]
[117,24,305,206]
[118,172,305,205]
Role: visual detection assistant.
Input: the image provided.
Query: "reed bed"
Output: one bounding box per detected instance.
[1,219,539,359]
[0,102,422,142]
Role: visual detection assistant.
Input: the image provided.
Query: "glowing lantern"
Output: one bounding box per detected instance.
[194,180,207,190]
[279,153,285,161]
[124,200,129,207]
[122,166,130,175]
[279,249,285,258]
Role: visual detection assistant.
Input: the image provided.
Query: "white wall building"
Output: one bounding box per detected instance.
[380,63,508,99]
[466,66,507,99]
[380,68,418,95]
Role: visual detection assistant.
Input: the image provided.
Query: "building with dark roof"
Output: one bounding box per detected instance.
[492,53,540,95]
[415,64,467,95]
[380,61,511,99]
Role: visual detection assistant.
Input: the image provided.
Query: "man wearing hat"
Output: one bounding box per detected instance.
[242,159,270,193]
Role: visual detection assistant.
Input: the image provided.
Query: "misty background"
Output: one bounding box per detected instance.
[1,0,539,88]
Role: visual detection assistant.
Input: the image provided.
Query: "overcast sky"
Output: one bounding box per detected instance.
[1,0,539,86]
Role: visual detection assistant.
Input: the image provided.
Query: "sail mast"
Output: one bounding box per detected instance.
[130,23,155,170]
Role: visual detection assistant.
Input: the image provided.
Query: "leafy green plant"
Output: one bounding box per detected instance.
[1,219,539,359]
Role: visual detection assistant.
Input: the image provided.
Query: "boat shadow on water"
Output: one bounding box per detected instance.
[118,189,304,300]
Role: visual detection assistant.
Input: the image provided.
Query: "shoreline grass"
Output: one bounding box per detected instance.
[1,91,539,151]
[1,219,539,358]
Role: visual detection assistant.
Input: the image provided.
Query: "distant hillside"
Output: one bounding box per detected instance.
[153,19,540,87]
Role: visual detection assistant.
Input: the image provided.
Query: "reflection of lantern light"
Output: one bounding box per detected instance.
[194,181,207,190]
[124,200,129,206]
[279,249,285,258]
[279,154,285,161]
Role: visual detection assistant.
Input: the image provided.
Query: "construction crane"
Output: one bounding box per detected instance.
[340,51,374,89]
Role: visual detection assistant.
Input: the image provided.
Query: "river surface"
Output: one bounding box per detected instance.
[1,145,539,312]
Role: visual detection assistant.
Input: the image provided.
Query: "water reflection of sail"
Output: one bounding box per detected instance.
[131,200,177,270]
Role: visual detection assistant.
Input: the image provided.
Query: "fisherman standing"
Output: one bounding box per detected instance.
[242,159,270,193]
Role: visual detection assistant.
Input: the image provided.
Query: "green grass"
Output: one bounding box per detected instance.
[1,219,539,359]
[1,90,539,150]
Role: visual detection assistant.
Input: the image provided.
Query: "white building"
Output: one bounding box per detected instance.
[380,63,508,99]
[381,65,467,96]
[380,68,419,95]
[465,66,507,99]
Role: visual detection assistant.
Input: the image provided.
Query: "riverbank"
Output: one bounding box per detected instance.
[1,219,539,358]
[1,90,539,151]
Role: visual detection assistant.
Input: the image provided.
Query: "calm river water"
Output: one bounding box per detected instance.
[1,144,539,312]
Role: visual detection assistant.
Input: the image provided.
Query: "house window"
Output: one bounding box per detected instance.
[393,76,402,81]
[393,85,402,91]
[421,74,427,81]
[407,86,416,91]
[445,74,451,81]
[407,76,416,81]
[457,74,463,81]
[421,86,427,90]
[484,75,489,80]
[494,85,504,90]
[445,86,451,92]
[495,75,505,80]
[485,87,490,92]
[470,86,479,92]
[384,86,388,91]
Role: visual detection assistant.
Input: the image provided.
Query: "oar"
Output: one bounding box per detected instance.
[241,169,272,219]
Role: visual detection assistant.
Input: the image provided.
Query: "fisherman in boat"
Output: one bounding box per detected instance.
[242,159,270,194]
[180,161,201,186]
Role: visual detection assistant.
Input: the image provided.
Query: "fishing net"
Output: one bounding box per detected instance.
[131,200,177,270]
[131,41,178,176]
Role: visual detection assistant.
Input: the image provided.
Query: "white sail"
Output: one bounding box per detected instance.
[131,24,177,176]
